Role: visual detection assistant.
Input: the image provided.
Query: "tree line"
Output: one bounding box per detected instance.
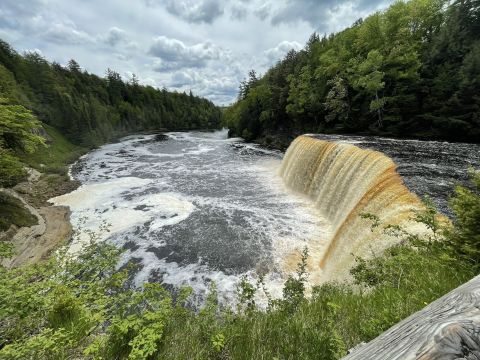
[225,0,480,145]
[0,39,222,186]
[0,39,222,147]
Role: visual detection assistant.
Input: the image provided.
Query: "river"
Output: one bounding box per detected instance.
[51,130,480,304]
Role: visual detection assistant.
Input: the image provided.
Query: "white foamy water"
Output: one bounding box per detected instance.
[51,130,331,305]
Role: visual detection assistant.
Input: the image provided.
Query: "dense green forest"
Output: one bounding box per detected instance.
[0,39,221,186]
[226,0,480,146]
[0,40,222,146]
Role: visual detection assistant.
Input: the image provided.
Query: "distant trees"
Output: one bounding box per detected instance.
[0,98,44,186]
[226,0,480,144]
[0,40,222,149]
[324,75,349,124]
[352,50,386,128]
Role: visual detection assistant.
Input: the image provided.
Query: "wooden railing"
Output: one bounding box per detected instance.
[343,275,480,359]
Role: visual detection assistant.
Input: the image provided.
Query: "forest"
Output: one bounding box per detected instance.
[225,0,480,146]
[0,40,222,147]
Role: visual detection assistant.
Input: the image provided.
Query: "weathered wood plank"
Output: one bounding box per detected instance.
[343,275,480,360]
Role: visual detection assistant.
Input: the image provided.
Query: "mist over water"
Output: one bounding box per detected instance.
[51,130,480,304]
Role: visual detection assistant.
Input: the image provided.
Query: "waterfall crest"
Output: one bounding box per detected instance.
[280,135,424,278]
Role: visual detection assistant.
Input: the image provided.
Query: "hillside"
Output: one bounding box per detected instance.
[0,39,222,188]
[225,0,480,148]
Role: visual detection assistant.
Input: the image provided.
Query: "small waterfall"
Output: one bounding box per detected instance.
[280,135,425,278]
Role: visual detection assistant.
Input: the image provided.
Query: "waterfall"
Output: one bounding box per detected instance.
[280,135,425,278]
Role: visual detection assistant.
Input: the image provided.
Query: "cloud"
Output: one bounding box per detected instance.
[147,0,225,24]
[0,1,94,46]
[254,3,271,21]
[42,21,94,45]
[0,0,46,19]
[263,40,302,66]
[168,68,239,104]
[0,0,47,31]
[149,36,226,71]
[170,71,196,87]
[0,0,396,105]
[230,5,248,21]
[23,48,43,56]
[103,27,127,46]
[272,0,387,29]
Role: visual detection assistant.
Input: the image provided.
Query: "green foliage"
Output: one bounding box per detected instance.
[227,0,480,145]
[412,196,443,241]
[21,124,86,174]
[324,75,350,124]
[0,99,45,153]
[0,191,37,231]
[210,332,226,353]
[0,40,222,150]
[0,149,26,187]
[449,169,480,266]
[0,175,478,359]
[0,95,45,186]
[280,247,309,313]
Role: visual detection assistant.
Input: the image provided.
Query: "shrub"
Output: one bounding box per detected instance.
[449,169,480,267]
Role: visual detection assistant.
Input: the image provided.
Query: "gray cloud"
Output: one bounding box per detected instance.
[42,21,94,45]
[170,71,196,87]
[0,0,394,105]
[0,0,46,31]
[0,0,46,19]
[230,5,248,21]
[149,36,226,71]
[0,1,94,46]
[168,68,239,104]
[254,3,271,21]
[147,0,225,24]
[263,40,302,66]
[103,27,127,46]
[272,0,387,29]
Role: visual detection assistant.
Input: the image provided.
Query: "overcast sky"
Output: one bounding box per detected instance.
[0,0,393,105]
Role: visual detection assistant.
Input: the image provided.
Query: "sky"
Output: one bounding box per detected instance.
[0,0,394,105]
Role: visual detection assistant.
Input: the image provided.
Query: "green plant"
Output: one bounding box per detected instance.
[449,169,480,267]
[0,192,37,231]
[211,332,226,353]
[280,247,309,313]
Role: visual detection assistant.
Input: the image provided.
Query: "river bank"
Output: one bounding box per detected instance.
[0,123,84,267]
[0,168,79,268]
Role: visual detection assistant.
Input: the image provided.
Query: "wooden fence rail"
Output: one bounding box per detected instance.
[343,275,480,360]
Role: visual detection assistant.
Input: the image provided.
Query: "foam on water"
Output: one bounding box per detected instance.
[51,177,195,254]
[50,129,479,305]
[52,130,329,305]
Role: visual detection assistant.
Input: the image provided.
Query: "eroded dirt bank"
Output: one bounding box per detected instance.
[0,169,79,268]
